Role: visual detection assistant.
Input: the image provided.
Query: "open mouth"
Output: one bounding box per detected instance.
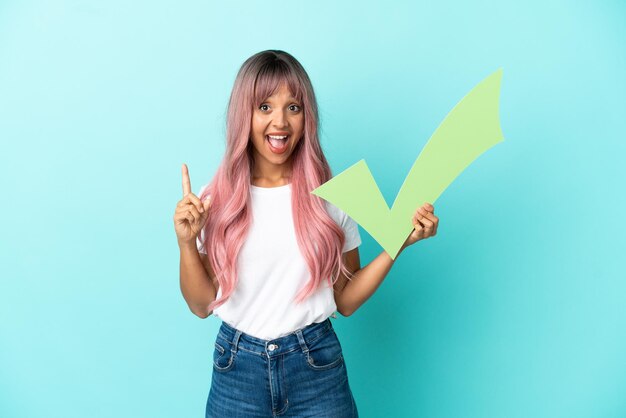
[266,135,289,154]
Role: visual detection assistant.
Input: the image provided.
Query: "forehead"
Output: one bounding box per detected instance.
[264,84,298,101]
[264,95,298,102]
[254,68,303,105]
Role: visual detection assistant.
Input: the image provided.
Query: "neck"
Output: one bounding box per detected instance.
[251,160,292,187]
[251,174,291,187]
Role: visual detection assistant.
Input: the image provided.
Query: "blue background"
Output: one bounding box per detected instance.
[1,1,625,417]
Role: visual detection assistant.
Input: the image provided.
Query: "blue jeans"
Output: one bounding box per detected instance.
[205,318,359,417]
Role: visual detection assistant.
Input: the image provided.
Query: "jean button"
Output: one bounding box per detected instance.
[268,344,277,351]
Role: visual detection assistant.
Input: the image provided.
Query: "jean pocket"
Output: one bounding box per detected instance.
[213,339,236,372]
[304,329,344,371]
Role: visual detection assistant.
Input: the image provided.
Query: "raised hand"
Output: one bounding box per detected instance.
[173,163,212,247]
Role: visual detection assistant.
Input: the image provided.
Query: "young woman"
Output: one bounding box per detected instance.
[173,50,439,417]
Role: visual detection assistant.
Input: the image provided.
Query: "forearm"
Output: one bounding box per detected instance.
[339,245,407,316]
[179,242,217,318]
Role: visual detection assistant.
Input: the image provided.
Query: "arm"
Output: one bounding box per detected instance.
[174,164,219,319]
[179,242,218,319]
[333,244,408,317]
[333,201,439,316]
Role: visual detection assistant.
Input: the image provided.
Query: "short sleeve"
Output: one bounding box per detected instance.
[325,201,361,253]
[340,212,361,253]
[196,228,207,254]
[195,183,210,255]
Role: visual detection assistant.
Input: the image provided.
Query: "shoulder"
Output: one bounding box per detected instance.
[323,200,361,251]
[324,200,348,225]
[323,201,360,233]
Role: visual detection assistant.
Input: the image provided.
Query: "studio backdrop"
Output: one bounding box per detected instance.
[1,1,625,417]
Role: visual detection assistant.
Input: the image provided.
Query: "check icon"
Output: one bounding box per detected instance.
[311,69,505,259]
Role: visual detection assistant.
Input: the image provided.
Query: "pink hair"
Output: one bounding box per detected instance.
[199,50,354,312]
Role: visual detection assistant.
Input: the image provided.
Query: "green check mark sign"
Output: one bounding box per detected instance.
[311,69,505,260]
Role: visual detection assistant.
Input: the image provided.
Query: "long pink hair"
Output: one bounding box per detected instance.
[199,50,354,312]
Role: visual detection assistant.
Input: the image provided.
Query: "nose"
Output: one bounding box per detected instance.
[273,109,288,128]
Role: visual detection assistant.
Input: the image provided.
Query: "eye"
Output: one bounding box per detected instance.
[259,104,270,111]
[289,104,302,112]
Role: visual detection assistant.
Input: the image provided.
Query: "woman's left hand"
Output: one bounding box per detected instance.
[402,202,439,249]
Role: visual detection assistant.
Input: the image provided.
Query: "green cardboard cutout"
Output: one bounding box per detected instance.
[311,69,505,259]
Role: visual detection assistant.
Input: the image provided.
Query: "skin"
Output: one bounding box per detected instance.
[249,83,305,187]
[174,164,216,318]
[174,83,440,318]
[333,202,438,317]
[245,82,440,316]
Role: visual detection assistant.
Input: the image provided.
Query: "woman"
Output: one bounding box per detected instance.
[173,50,439,417]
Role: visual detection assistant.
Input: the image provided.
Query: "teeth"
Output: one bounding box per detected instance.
[267,134,289,150]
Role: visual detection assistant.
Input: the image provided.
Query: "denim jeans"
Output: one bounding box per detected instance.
[205,318,359,417]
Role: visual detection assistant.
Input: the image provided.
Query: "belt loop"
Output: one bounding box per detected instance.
[295,329,309,354]
[231,330,242,353]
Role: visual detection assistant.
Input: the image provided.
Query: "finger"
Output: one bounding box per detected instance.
[423,204,438,235]
[422,207,438,234]
[413,222,425,240]
[176,198,191,209]
[202,196,211,212]
[419,215,434,233]
[184,208,198,225]
[414,207,428,224]
[174,212,187,225]
[175,204,196,216]
[416,208,435,236]
[182,163,192,197]
[177,205,200,223]
[419,208,437,225]
[176,206,194,222]
[187,206,201,224]
[421,203,438,234]
[185,193,204,213]
[412,213,424,228]
[176,193,202,213]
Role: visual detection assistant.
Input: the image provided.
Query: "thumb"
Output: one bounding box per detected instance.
[198,198,211,228]
[202,196,211,212]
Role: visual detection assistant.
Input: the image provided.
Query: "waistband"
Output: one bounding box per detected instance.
[217,318,334,358]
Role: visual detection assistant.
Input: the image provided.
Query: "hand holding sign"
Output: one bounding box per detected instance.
[312,69,504,259]
[173,163,212,246]
[402,202,439,249]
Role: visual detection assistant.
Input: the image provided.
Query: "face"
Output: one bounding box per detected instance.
[249,83,304,178]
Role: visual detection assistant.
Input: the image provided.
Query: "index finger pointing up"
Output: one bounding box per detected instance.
[182,163,192,197]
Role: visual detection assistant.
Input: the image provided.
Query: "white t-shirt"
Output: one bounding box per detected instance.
[196,182,361,340]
